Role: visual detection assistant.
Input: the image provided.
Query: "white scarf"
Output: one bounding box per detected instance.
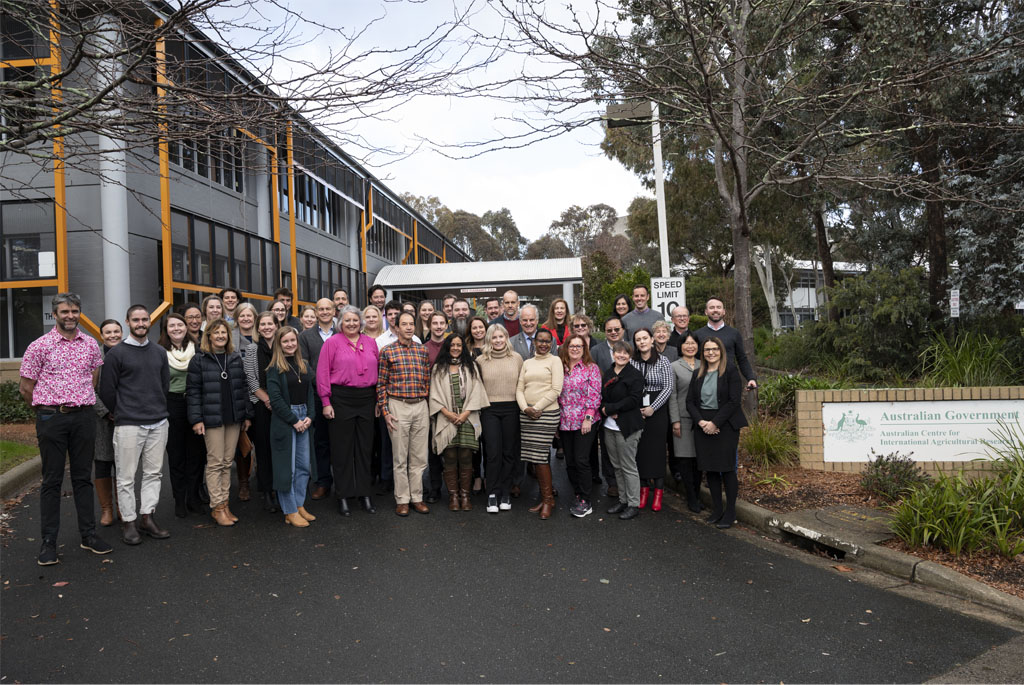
[167,340,196,372]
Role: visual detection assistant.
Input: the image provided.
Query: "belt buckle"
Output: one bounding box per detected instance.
[59,405,74,413]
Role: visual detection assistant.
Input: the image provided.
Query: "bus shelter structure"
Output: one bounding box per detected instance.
[373,258,582,312]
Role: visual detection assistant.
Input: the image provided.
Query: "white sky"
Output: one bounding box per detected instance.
[222,0,649,240]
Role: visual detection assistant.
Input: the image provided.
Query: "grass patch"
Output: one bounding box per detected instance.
[1,440,39,475]
[741,417,798,470]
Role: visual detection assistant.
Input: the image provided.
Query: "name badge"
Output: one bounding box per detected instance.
[642,393,651,407]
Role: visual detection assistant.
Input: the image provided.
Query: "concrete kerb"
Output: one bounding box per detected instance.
[1,454,40,500]
[677,483,1024,622]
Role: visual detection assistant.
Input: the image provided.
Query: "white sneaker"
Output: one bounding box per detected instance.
[486,495,499,514]
[499,495,512,511]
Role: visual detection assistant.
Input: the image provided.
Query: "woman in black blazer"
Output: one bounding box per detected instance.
[685,336,748,528]
[600,340,646,520]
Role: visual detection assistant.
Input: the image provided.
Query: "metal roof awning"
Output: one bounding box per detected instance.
[374,258,582,309]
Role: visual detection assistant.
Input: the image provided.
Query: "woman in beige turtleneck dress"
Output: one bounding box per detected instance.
[516,328,564,519]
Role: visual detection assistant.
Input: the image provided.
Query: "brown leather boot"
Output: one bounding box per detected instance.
[94,477,116,526]
[458,467,473,511]
[211,503,235,527]
[236,454,252,501]
[224,504,239,522]
[536,463,555,520]
[443,468,460,511]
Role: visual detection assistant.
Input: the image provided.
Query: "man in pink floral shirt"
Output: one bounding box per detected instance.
[19,293,112,566]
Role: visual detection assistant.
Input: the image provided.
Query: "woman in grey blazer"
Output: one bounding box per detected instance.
[668,333,702,512]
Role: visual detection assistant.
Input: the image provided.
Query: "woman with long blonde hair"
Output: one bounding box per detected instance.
[266,326,317,527]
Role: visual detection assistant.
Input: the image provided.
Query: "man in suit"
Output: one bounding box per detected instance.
[300,298,336,499]
[511,304,542,359]
[666,305,693,355]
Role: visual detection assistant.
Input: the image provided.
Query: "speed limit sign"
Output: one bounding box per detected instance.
[651,277,685,320]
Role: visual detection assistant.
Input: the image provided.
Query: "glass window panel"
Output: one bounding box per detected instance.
[192,219,211,285]
[1,201,56,280]
[170,211,189,282]
[233,232,248,291]
[267,243,279,293]
[213,225,230,287]
[249,237,263,294]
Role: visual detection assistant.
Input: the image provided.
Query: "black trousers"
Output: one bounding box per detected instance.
[676,456,702,510]
[559,428,595,499]
[706,470,738,523]
[36,409,96,540]
[251,401,273,492]
[481,401,520,498]
[166,393,206,503]
[327,405,374,499]
[427,444,443,493]
[312,396,333,488]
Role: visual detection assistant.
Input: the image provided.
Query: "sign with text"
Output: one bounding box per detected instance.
[650,277,685,320]
[822,400,1022,462]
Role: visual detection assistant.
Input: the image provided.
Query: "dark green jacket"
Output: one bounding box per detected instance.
[266,363,317,493]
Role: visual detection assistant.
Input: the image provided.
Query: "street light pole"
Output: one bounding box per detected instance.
[651,101,670,278]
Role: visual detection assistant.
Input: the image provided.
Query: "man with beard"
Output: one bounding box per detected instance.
[99,304,172,545]
[694,297,757,389]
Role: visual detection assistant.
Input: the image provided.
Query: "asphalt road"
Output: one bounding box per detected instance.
[1,466,1019,684]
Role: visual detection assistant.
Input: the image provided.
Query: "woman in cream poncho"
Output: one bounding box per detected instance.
[429,332,490,512]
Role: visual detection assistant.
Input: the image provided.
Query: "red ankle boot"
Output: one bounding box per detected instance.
[639,486,649,509]
[651,488,664,512]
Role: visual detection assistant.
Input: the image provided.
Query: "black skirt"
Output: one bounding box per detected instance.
[635,404,669,479]
[693,407,739,473]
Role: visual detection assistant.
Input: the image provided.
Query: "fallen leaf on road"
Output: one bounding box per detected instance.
[833,565,853,572]
[334,595,341,600]
[865,609,873,614]
[101,559,112,564]
[52,581,69,587]
[603,628,611,632]
[746,580,753,584]
[801,618,811,623]
[600,579,610,584]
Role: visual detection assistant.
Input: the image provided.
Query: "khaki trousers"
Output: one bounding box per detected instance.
[204,424,241,508]
[387,400,429,504]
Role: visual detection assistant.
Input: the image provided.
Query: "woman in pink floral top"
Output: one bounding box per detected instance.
[557,334,603,518]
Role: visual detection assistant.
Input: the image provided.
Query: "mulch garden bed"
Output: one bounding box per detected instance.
[736,454,1024,602]
[1,422,37,448]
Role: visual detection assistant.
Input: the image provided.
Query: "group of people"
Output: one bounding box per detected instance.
[19,283,756,566]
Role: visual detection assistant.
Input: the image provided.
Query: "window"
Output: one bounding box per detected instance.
[296,250,365,304]
[170,209,279,295]
[1,200,56,280]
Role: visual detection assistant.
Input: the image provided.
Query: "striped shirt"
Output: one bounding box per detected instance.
[377,339,430,415]
[630,353,674,412]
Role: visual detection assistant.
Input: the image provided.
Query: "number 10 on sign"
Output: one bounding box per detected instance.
[651,278,686,320]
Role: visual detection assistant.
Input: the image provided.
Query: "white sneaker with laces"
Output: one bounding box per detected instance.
[486,495,499,514]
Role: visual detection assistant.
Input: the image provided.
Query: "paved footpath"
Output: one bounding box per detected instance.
[1,468,1020,684]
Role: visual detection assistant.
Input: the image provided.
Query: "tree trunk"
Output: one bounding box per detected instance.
[752,243,782,334]
[918,136,948,322]
[813,206,837,322]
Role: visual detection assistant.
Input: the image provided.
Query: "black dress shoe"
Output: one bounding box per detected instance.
[688,502,703,513]
[716,521,733,529]
[263,491,279,513]
[139,514,171,539]
[706,511,723,524]
[619,506,640,520]
[607,502,627,515]
[360,496,376,514]
[338,498,351,516]
[425,489,440,504]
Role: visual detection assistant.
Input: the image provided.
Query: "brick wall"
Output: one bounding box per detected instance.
[795,386,1024,476]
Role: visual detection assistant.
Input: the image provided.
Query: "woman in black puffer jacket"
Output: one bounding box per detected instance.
[187,319,252,527]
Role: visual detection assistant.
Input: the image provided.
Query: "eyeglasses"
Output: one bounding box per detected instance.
[567,344,584,350]
[704,347,720,354]
[573,323,589,329]
[605,327,622,333]
[184,314,202,321]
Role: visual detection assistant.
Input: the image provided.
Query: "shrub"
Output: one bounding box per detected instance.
[890,421,1024,558]
[859,449,929,502]
[757,375,849,419]
[919,331,1022,387]
[741,417,798,470]
[757,323,825,371]
[0,382,34,423]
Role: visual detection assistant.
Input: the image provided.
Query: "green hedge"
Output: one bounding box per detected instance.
[1,382,34,423]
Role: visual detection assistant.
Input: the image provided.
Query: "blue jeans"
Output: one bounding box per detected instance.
[277,405,311,515]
